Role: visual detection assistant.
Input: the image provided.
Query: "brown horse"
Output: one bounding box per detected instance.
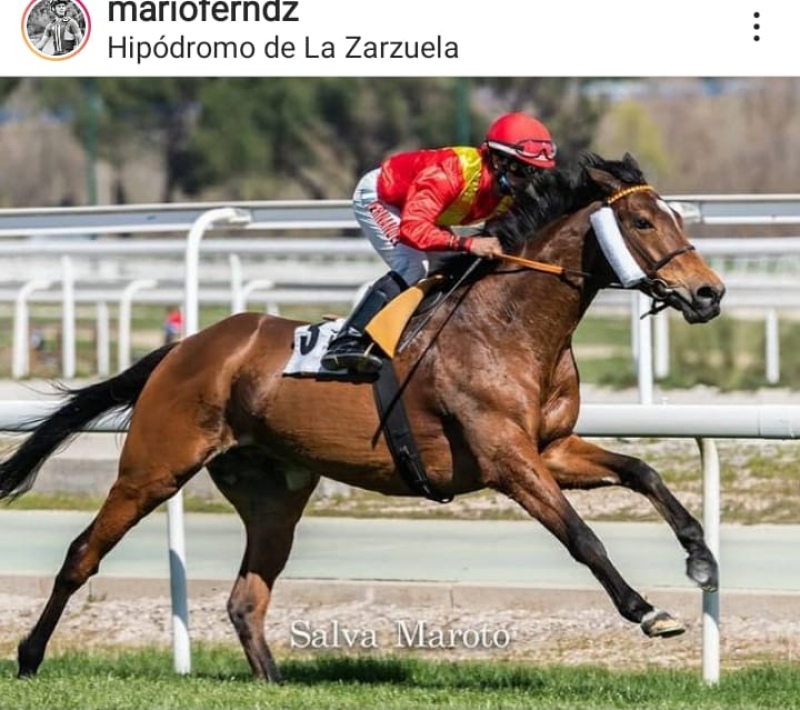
[0,153,724,681]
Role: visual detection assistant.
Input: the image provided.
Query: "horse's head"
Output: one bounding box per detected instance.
[585,154,725,324]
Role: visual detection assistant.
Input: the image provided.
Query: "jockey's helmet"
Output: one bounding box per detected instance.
[50,0,69,11]
[484,113,557,170]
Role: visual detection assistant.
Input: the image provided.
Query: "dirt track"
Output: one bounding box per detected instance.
[1,579,797,671]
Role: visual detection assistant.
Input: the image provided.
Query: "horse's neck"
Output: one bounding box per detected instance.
[421,205,610,363]
[515,205,608,322]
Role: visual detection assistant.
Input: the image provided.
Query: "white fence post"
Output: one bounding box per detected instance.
[228,254,243,313]
[232,280,275,314]
[654,310,670,380]
[636,292,654,404]
[96,302,110,377]
[698,437,721,685]
[61,256,76,379]
[12,280,53,379]
[117,280,158,372]
[765,309,780,385]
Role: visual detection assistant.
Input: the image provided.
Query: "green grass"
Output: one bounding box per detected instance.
[0,648,798,709]
[574,313,800,391]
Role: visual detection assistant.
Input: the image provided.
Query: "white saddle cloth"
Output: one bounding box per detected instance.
[282,320,346,376]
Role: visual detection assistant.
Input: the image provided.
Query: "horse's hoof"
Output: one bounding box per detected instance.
[687,553,719,592]
[17,639,42,678]
[266,668,284,684]
[641,609,685,638]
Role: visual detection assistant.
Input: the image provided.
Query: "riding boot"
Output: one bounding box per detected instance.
[321,271,407,374]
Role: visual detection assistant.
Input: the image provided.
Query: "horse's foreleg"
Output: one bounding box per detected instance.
[208,458,319,682]
[485,433,684,638]
[542,434,717,591]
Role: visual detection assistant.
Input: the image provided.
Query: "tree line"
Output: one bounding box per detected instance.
[5,78,793,208]
[0,78,603,203]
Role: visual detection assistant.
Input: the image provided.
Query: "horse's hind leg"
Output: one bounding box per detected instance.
[543,434,717,591]
[207,452,319,682]
[17,423,214,677]
[483,430,683,638]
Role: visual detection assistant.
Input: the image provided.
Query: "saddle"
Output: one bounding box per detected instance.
[367,254,488,357]
[364,273,446,357]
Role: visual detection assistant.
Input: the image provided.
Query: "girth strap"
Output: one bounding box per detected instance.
[372,360,453,504]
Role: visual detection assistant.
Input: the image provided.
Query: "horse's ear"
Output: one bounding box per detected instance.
[586,167,623,194]
[622,152,641,171]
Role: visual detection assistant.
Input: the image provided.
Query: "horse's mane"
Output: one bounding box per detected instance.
[491,152,647,254]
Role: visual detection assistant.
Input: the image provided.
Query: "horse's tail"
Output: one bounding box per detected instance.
[0,343,178,501]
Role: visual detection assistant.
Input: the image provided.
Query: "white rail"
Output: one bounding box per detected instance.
[2,195,800,392]
[6,234,800,388]
[1,400,799,683]
[0,194,799,239]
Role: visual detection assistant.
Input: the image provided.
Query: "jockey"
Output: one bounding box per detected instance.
[321,111,558,374]
[34,0,83,56]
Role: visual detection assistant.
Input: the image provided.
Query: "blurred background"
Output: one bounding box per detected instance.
[2,76,799,207]
[1,76,800,389]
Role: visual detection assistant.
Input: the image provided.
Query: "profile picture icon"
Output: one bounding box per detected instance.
[23,0,90,60]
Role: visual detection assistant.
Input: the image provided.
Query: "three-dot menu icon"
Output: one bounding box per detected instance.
[753,12,760,41]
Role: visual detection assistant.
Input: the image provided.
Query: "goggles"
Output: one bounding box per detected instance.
[511,138,558,162]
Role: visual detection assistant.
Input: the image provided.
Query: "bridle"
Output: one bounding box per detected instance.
[606,184,696,279]
[604,184,697,315]
[491,182,697,317]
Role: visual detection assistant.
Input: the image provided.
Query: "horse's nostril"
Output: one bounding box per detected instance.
[697,285,721,305]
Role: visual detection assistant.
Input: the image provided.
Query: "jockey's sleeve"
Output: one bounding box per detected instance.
[397,166,465,251]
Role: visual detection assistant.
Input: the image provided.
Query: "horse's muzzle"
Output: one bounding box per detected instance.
[679,283,725,324]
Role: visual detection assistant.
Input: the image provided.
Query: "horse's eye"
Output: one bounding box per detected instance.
[633,217,653,230]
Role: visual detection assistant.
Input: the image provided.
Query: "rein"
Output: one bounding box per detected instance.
[493,184,693,282]
[495,253,591,280]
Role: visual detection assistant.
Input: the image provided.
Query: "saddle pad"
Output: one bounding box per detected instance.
[283,320,346,376]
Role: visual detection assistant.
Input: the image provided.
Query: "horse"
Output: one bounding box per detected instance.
[0,152,725,681]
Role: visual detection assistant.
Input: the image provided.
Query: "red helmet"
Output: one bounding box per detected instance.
[484,112,557,169]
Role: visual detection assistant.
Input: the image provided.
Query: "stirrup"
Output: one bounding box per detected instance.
[321,344,383,374]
